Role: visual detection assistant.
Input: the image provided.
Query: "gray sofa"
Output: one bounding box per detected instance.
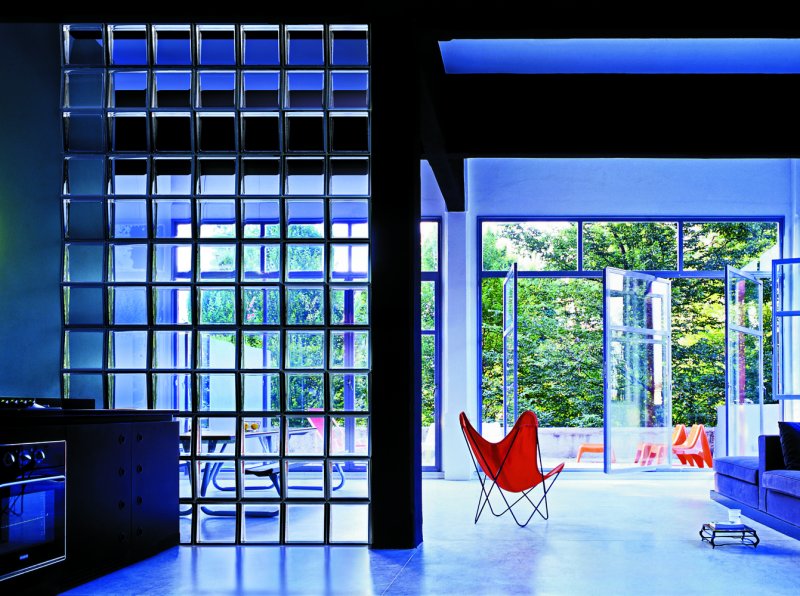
[712,435,800,535]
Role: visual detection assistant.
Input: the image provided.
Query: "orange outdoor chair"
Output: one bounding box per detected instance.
[460,411,565,527]
[634,424,688,466]
[672,424,713,468]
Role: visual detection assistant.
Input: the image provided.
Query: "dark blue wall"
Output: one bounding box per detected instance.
[0,24,62,397]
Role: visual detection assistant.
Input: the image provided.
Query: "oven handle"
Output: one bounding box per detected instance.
[0,475,66,489]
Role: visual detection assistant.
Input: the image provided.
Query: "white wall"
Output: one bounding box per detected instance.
[435,158,800,476]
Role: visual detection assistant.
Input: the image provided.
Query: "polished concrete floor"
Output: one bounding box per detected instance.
[63,472,800,595]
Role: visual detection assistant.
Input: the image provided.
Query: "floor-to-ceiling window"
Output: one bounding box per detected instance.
[420,219,441,470]
[479,218,779,464]
[61,22,371,544]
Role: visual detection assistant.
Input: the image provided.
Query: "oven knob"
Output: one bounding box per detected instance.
[2,452,15,467]
[19,451,33,467]
[33,449,46,463]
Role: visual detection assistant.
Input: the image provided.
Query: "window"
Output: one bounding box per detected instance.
[61,23,370,545]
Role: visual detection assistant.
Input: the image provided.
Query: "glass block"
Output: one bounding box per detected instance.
[194,457,237,500]
[241,114,280,152]
[242,417,281,454]
[330,416,369,455]
[287,200,324,238]
[285,113,324,154]
[153,113,193,152]
[153,373,192,410]
[197,113,236,152]
[330,26,369,66]
[242,199,280,238]
[179,507,193,544]
[109,199,147,238]
[154,286,193,325]
[109,112,148,152]
[198,244,236,281]
[108,25,147,65]
[153,71,192,107]
[64,70,104,108]
[285,158,324,195]
[287,286,324,325]
[108,330,147,369]
[153,199,192,238]
[330,71,369,109]
[64,243,104,282]
[110,158,148,195]
[330,113,369,152]
[109,71,147,107]
[197,71,235,107]
[242,331,281,369]
[198,416,236,445]
[241,159,281,196]
[330,200,368,238]
[64,286,104,325]
[65,200,104,240]
[109,285,147,325]
[330,373,369,411]
[197,506,236,544]
[178,417,194,451]
[198,334,237,370]
[286,331,324,369]
[330,244,369,282]
[285,460,324,499]
[285,417,321,456]
[242,25,280,66]
[198,25,236,65]
[242,373,280,411]
[198,287,236,324]
[330,286,369,325]
[241,71,280,108]
[63,112,105,152]
[285,71,324,109]
[285,504,324,543]
[153,243,193,282]
[330,158,369,196]
[109,374,147,408]
[328,461,368,498]
[197,159,236,194]
[153,158,192,194]
[110,243,148,282]
[153,330,193,369]
[286,26,324,66]
[68,338,114,382]
[286,373,324,411]
[64,157,105,196]
[241,505,280,543]
[63,373,104,406]
[243,287,280,326]
[63,25,105,65]
[198,199,236,238]
[286,244,324,282]
[242,244,281,282]
[154,25,192,65]
[330,331,369,369]
[330,504,368,543]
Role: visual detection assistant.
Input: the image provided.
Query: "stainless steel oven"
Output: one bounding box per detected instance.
[0,441,66,582]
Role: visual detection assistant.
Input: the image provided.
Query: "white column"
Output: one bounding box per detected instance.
[441,211,477,479]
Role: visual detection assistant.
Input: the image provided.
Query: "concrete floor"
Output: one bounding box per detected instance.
[63,472,800,595]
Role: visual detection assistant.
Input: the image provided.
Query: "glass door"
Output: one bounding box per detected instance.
[725,266,764,456]
[503,263,518,435]
[603,268,672,472]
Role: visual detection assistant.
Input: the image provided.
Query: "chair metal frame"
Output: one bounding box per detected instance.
[460,412,564,528]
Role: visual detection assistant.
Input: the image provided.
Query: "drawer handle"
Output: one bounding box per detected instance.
[118,435,126,444]
[118,500,126,510]
[137,464,143,473]
[118,467,126,477]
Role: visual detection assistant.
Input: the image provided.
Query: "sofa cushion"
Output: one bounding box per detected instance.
[714,456,759,484]
[778,421,800,470]
[764,489,800,527]
[762,469,800,497]
[715,473,759,508]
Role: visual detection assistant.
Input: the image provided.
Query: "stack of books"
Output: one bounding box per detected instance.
[709,521,746,531]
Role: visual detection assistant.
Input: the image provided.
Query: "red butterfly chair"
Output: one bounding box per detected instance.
[460,411,565,527]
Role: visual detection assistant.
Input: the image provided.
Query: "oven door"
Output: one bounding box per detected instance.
[0,475,66,582]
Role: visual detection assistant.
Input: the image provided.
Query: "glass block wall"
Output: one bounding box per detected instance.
[61,23,370,544]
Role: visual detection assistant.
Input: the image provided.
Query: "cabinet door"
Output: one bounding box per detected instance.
[65,423,132,579]
[131,421,179,558]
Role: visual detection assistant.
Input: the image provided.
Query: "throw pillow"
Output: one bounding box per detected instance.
[778,421,800,470]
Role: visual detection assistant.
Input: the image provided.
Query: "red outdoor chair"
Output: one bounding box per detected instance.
[460,410,565,527]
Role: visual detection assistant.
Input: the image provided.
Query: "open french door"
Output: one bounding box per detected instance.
[603,268,673,472]
[502,263,518,435]
[724,266,764,456]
